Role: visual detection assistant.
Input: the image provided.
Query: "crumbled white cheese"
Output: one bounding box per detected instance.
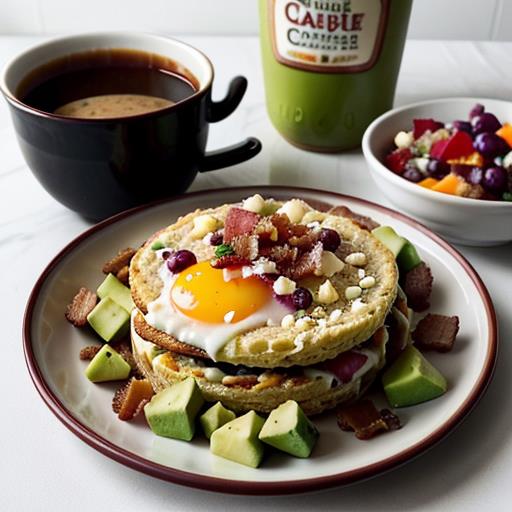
[301,211,326,224]
[276,199,309,223]
[317,279,340,304]
[295,316,315,331]
[273,276,297,295]
[316,251,345,277]
[329,308,342,322]
[345,285,362,300]
[345,252,367,266]
[189,214,219,239]
[394,130,413,149]
[223,267,242,282]
[358,268,366,279]
[359,276,376,289]
[252,258,277,275]
[242,194,265,213]
[281,314,295,328]
[202,232,213,245]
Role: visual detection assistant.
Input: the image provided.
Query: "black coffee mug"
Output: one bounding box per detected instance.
[0,33,262,220]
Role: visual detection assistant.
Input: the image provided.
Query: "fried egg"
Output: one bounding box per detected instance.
[144,261,290,359]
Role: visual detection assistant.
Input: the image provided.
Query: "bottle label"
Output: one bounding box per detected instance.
[269,0,390,73]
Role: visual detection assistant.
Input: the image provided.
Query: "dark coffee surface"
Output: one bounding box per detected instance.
[17,48,197,116]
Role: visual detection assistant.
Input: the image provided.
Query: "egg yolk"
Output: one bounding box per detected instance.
[170,261,272,324]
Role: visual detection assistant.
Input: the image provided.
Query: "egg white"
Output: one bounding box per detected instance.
[144,262,291,360]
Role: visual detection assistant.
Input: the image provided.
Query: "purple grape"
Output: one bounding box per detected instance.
[319,228,341,252]
[427,159,450,179]
[161,250,172,260]
[473,132,508,158]
[467,167,484,185]
[469,103,484,119]
[209,231,224,246]
[482,167,508,193]
[292,287,313,310]
[403,167,423,183]
[471,112,502,135]
[453,120,472,135]
[166,249,197,273]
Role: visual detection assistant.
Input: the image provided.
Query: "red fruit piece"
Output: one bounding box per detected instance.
[385,148,412,174]
[413,118,443,139]
[322,351,368,384]
[430,131,474,162]
[223,207,261,242]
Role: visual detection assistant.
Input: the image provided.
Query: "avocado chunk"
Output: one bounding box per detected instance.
[85,344,131,382]
[259,400,319,458]
[144,377,204,441]
[200,402,236,439]
[371,226,407,258]
[210,411,265,468]
[382,345,447,407]
[97,273,134,313]
[87,297,130,342]
[397,240,422,273]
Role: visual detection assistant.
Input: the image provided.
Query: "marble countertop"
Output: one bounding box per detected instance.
[1,36,511,511]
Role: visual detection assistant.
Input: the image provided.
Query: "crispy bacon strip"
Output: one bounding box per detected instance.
[102,247,136,275]
[116,265,130,286]
[413,313,459,352]
[79,345,101,361]
[403,262,433,312]
[65,287,97,327]
[336,400,401,440]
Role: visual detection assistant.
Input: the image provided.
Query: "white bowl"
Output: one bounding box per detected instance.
[362,97,512,246]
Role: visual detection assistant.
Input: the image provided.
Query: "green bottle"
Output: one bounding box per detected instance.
[259,0,412,152]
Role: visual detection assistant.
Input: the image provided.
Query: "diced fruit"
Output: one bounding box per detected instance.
[97,273,134,312]
[200,402,236,439]
[259,400,319,458]
[418,177,439,189]
[85,344,131,383]
[144,377,204,441]
[413,118,443,139]
[385,148,412,174]
[396,240,422,273]
[426,159,450,179]
[371,226,407,257]
[210,411,265,468]
[447,151,483,168]
[402,166,423,182]
[496,123,512,148]
[382,345,447,407]
[430,131,474,162]
[473,132,508,158]
[432,173,460,195]
[87,297,130,342]
[471,112,501,135]
[452,120,472,134]
[482,166,508,193]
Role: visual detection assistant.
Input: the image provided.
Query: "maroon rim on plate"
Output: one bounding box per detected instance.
[23,186,498,495]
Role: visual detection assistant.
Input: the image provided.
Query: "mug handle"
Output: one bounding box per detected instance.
[199,76,262,172]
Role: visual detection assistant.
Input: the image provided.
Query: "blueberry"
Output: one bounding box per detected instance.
[473,132,508,158]
[482,167,508,193]
[166,249,197,273]
[403,167,423,183]
[319,228,341,252]
[427,159,450,179]
[469,103,484,119]
[292,287,313,310]
[453,120,472,135]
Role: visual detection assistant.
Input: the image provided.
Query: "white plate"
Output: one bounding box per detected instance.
[23,186,497,494]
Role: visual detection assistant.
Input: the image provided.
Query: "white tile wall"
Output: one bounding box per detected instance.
[0,0,510,40]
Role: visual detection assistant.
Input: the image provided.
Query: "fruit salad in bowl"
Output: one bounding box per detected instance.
[385,104,512,201]
[362,97,512,246]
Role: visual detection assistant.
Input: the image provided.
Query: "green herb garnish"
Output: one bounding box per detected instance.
[151,240,165,250]
[295,309,306,319]
[215,243,234,258]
